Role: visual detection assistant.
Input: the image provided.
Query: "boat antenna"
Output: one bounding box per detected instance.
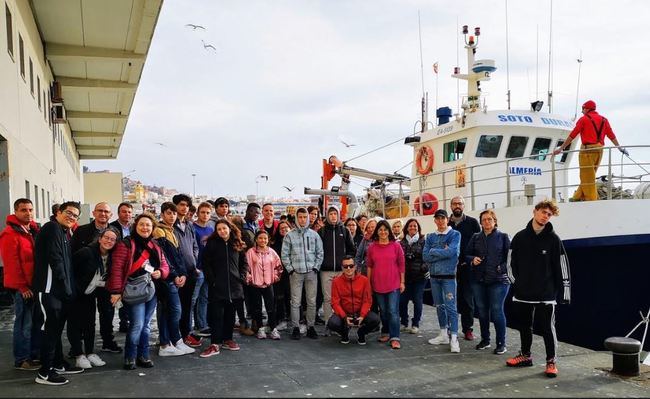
[574,50,583,120]
[547,0,554,113]
[417,10,428,132]
[505,0,511,109]
[536,25,539,102]
[456,16,460,114]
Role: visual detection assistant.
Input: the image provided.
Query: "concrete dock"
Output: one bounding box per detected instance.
[0,305,648,397]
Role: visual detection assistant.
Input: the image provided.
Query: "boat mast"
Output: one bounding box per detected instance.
[452,25,495,114]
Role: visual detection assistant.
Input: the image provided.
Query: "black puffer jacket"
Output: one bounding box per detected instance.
[465,229,510,284]
[202,236,248,301]
[399,236,427,283]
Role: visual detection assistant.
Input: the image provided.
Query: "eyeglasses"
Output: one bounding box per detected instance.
[63,210,80,220]
[451,202,464,206]
[342,264,355,269]
[101,236,117,242]
[95,209,111,214]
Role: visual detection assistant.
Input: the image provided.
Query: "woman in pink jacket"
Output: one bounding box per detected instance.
[245,230,283,340]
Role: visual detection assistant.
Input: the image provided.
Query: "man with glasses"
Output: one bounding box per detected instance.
[327,255,379,345]
[447,196,480,341]
[71,202,122,354]
[33,201,84,385]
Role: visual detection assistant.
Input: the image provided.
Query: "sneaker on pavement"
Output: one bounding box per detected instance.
[464,330,475,341]
[378,335,390,343]
[276,321,288,331]
[506,352,533,367]
[175,339,197,355]
[35,370,68,386]
[357,334,367,346]
[475,340,491,350]
[14,360,40,371]
[54,360,84,375]
[86,353,106,367]
[493,345,507,355]
[123,359,136,370]
[270,328,281,340]
[400,325,409,332]
[410,326,419,334]
[136,357,154,368]
[200,344,220,358]
[299,324,307,335]
[450,336,460,353]
[340,331,350,344]
[222,340,240,351]
[184,335,203,348]
[196,327,211,337]
[291,327,301,340]
[101,341,123,353]
[428,333,450,345]
[257,328,267,339]
[75,354,92,369]
[545,361,558,378]
[159,345,184,357]
[391,340,401,350]
[306,326,318,339]
[239,326,255,336]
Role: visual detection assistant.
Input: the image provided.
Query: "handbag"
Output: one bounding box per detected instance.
[122,273,155,305]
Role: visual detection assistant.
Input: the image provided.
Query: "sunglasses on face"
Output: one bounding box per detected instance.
[342,264,355,269]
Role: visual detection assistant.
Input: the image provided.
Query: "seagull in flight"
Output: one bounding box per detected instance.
[282,186,295,192]
[340,140,356,148]
[154,142,167,147]
[185,24,205,30]
[201,40,217,51]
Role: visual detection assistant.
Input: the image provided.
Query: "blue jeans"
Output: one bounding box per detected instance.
[157,282,181,345]
[471,282,509,346]
[375,289,401,341]
[430,278,458,334]
[191,270,208,330]
[125,296,157,360]
[13,292,38,364]
[399,280,426,328]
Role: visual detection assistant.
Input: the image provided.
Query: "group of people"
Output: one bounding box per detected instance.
[0,192,571,386]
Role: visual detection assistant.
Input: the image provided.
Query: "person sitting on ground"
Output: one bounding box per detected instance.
[327,256,380,345]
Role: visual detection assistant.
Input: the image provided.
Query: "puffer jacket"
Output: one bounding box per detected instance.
[423,227,461,276]
[245,246,283,288]
[400,235,427,283]
[465,229,510,284]
[202,236,248,301]
[0,215,39,293]
[107,237,170,295]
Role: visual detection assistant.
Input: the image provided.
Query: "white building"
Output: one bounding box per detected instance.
[0,0,162,224]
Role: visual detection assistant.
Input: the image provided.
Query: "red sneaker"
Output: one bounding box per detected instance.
[222,340,240,351]
[464,330,475,341]
[184,335,203,348]
[545,361,558,378]
[199,344,220,358]
[390,340,401,350]
[506,352,533,367]
[377,335,390,343]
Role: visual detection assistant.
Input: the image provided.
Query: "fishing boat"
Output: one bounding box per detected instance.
[310,25,650,351]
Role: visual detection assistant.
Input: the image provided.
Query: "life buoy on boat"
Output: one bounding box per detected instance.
[416,145,434,175]
[414,192,438,216]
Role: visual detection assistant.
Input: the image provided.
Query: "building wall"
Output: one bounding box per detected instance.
[0,0,82,224]
[83,172,123,209]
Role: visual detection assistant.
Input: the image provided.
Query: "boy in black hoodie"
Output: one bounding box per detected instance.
[505,200,571,378]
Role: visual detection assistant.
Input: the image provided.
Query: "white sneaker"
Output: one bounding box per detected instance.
[299,324,307,335]
[175,339,196,355]
[270,328,281,340]
[450,336,460,353]
[257,328,267,339]
[400,325,409,332]
[410,326,419,334]
[75,354,92,369]
[428,332,450,345]
[276,321,288,331]
[158,344,184,357]
[86,353,106,367]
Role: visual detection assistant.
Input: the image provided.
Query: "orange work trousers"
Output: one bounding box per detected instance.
[571,144,603,201]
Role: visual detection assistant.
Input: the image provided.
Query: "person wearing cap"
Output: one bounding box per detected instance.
[552,100,627,201]
[423,209,462,353]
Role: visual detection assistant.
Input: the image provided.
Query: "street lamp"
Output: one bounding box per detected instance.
[255,175,268,201]
[191,173,196,199]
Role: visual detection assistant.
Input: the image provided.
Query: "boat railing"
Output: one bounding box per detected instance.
[399,144,650,214]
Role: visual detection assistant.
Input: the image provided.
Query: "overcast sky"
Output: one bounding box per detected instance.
[85,0,650,199]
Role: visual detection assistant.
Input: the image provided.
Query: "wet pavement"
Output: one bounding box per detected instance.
[0,305,648,397]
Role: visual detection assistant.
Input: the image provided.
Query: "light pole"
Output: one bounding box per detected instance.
[255,175,268,201]
[191,173,196,199]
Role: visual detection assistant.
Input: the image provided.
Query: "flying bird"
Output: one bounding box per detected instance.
[154,142,167,147]
[201,40,217,51]
[282,186,295,192]
[340,140,356,148]
[185,24,205,30]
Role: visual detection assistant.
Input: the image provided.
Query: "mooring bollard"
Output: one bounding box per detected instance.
[604,337,642,377]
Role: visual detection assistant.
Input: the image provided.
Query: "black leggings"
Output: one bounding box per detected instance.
[513,301,557,361]
[67,294,96,356]
[249,286,276,330]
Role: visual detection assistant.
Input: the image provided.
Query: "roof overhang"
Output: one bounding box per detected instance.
[30,0,163,160]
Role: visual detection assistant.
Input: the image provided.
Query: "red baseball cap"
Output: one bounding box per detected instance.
[582,100,596,110]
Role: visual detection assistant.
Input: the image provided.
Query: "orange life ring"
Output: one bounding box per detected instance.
[416,145,434,175]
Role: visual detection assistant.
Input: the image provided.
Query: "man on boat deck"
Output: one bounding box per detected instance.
[552,100,627,201]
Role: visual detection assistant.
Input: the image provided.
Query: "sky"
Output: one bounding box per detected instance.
[85,0,650,199]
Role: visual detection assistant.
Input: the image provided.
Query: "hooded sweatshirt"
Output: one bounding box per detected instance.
[153,223,187,280]
[318,205,356,272]
[281,207,324,274]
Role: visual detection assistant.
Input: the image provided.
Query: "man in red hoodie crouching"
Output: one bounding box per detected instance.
[327,255,380,345]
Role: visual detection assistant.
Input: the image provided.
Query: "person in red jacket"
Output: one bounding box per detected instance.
[552,100,627,201]
[0,199,40,370]
[327,255,380,345]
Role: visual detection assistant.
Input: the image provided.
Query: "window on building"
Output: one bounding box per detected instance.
[42,188,45,218]
[25,180,30,199]
[18,33,24,77]
[34,185,40,218]
[37,77,41,108]
[530,137,552,161]
[43,90,46,119]
[505,136,529,158]
[443,138,467,163]
[5,4,13,59]
[475,135,503,158]
[555,139,569,163]
[29,58,33,94]
[47,191,50,215]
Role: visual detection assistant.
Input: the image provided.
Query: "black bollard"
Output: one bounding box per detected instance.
[604,337,642,377]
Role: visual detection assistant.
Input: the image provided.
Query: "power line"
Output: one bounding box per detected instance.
[344,136,408,163]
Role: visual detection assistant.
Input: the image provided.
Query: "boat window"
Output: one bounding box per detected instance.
[555,139,569,163]
[530,137,552,161]
[505,136,528,158]
[475,135,503,158]
[443,138,467,162]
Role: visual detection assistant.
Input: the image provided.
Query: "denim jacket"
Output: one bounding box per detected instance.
[423,227,460,276]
